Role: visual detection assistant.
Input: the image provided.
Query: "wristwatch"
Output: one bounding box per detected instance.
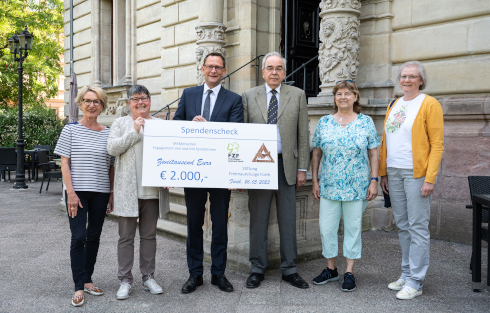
[371,177,378,182]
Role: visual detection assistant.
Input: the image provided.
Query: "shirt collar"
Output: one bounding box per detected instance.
[265,83,281,95]
[204,83,222,95]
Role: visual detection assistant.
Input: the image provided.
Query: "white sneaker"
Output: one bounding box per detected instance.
[116,282,131,300]
[396,286,422,300]
[143,278,163,294]
[388,278,405,291]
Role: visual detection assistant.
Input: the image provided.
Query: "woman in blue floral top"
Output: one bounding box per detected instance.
[311,81,380,292]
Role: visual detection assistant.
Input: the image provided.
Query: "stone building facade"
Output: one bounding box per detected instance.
[64,0,490,268]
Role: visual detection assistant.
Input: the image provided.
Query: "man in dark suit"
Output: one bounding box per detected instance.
[242,52,310,289]
[173,52,243,293]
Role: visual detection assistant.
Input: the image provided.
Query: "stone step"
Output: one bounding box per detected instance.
[169,187,185,205]
[156,219,187,243]
[164,202,188,225]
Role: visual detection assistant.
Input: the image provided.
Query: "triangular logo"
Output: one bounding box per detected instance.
[252,143,275,163]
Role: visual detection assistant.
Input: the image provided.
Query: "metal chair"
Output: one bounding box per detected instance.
[467,176,490,273]
[37,150,62,193]
[0,147,19,182]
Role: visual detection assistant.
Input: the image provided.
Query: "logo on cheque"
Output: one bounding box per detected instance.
[227,142,243,163]
[252,144,275,163]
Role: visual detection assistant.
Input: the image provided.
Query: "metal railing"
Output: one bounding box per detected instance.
[152,55,265,118]
[282,55,319,90]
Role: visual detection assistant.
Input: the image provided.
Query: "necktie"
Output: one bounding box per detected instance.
[267,89,278,124]
[202,89,212,121]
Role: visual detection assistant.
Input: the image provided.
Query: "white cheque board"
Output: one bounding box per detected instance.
[142,120,278,189]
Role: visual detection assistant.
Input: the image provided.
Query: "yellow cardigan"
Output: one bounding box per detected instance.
[379,95,444,184]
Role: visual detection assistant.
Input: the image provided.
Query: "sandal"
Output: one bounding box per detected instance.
[71,294,84,307]
[84,286,104,296]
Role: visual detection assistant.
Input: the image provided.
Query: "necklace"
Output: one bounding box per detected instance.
[337,113,354,122]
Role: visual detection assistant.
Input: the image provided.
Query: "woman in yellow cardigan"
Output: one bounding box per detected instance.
[379,61,444,300]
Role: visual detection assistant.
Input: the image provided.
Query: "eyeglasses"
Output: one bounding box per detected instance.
[83,99,101,106]
[400,75,420,80]
[265,66,285,73]
[203,65,225,72]
[129,96,150,103]
[336,80,354,84]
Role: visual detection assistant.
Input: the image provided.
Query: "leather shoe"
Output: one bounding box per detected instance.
[181,275,203,294]
[211,274,234,292]
[282,273,309,289]
[246,273,264,288]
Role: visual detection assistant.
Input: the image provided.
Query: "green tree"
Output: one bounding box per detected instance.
[0,0,64,108]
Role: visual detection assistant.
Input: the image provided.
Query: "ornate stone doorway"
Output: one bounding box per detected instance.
[281,0,321,98]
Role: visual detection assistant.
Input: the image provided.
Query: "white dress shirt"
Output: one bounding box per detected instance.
[265,83,283,154]
[201,83,222,118]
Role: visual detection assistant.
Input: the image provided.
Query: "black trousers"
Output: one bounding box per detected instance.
[184,188,231,275]
[65,191,109,291]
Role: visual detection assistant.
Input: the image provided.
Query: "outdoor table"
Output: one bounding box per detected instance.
[24,149,47,182]
[472,194,490,291]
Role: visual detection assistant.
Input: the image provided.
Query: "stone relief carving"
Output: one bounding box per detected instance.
[318,16,360,86]
[320,0,361,11]
[195,25,226,42]
[104,98,130,117]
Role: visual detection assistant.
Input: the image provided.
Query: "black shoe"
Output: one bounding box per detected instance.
[313,267,339,285]
[340,272,357,292]
[246,273,264,288]
[211,274,234,292]
[282,273,309,289]
[181,275,203,294]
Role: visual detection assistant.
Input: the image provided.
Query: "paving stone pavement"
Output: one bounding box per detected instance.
[0,178,489,312]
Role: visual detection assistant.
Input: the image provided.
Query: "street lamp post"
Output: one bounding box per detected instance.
[7,26,34,189]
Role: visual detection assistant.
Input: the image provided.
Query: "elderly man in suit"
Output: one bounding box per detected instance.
[173,52,243,293]
[242,52,310,289]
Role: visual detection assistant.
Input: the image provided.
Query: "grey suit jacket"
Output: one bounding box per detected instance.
[242,84,310,185]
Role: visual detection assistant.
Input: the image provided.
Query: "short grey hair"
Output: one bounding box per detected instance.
[262,52,287,71]
[397,61,428,90]
[128,85,151,100]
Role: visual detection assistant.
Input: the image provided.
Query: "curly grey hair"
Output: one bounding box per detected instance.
[397,60,428,91]
[262,52,287,71]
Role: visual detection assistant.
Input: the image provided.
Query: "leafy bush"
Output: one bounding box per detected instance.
[0,105,64,152]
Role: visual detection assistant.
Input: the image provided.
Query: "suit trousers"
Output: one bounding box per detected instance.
[387,167,432,291]
[66,191,109,291]
[184,188,231,275]
[248,158,297,275]
[117,199,159,283]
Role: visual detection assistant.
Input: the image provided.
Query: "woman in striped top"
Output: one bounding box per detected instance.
[54,86,115,307]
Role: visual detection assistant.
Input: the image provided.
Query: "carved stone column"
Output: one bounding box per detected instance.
[318,0,361,95]
[195,0,226,86]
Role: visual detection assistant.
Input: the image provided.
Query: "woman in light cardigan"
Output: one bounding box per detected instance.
[107,85,169,300]
[379,61,444,300]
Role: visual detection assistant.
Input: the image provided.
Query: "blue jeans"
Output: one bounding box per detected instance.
[387,167,432,290]
[66,191,109,291]
[319,198,367,259]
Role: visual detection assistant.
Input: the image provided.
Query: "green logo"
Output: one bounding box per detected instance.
[227,142,239,153]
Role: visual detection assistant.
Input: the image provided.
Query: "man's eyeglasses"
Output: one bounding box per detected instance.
[265,66,284,73]
[203,65,225,72]
[336,80,354,84]
[129,96,150,103]
[400,75,419,80]
[83,99,101,106]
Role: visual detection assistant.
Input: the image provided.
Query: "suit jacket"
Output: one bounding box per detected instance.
[242,84,310,185]
[173,85,243,123]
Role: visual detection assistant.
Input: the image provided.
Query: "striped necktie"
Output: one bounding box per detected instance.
[267,89,278,124]
[202,89,212,121]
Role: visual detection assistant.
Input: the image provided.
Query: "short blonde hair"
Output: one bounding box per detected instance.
[75,86,108,111]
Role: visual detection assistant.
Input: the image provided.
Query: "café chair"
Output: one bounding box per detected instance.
[37,150,62,193]
[0,147,19,182]
[467,176,490,273]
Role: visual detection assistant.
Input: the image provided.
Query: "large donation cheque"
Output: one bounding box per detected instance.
[142,120,278,190]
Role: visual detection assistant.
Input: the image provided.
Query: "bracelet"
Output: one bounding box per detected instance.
[371,177,378,182]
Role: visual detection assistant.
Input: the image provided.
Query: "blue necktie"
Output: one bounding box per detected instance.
[267,89,278,124]
[203,90,212,121]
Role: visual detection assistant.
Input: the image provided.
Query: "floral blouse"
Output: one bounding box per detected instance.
[312,113,380,201]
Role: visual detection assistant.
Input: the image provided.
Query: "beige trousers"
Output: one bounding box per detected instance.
[117,199,159,283]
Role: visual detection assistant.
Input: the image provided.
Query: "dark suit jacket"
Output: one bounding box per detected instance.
[173,85,243,123]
